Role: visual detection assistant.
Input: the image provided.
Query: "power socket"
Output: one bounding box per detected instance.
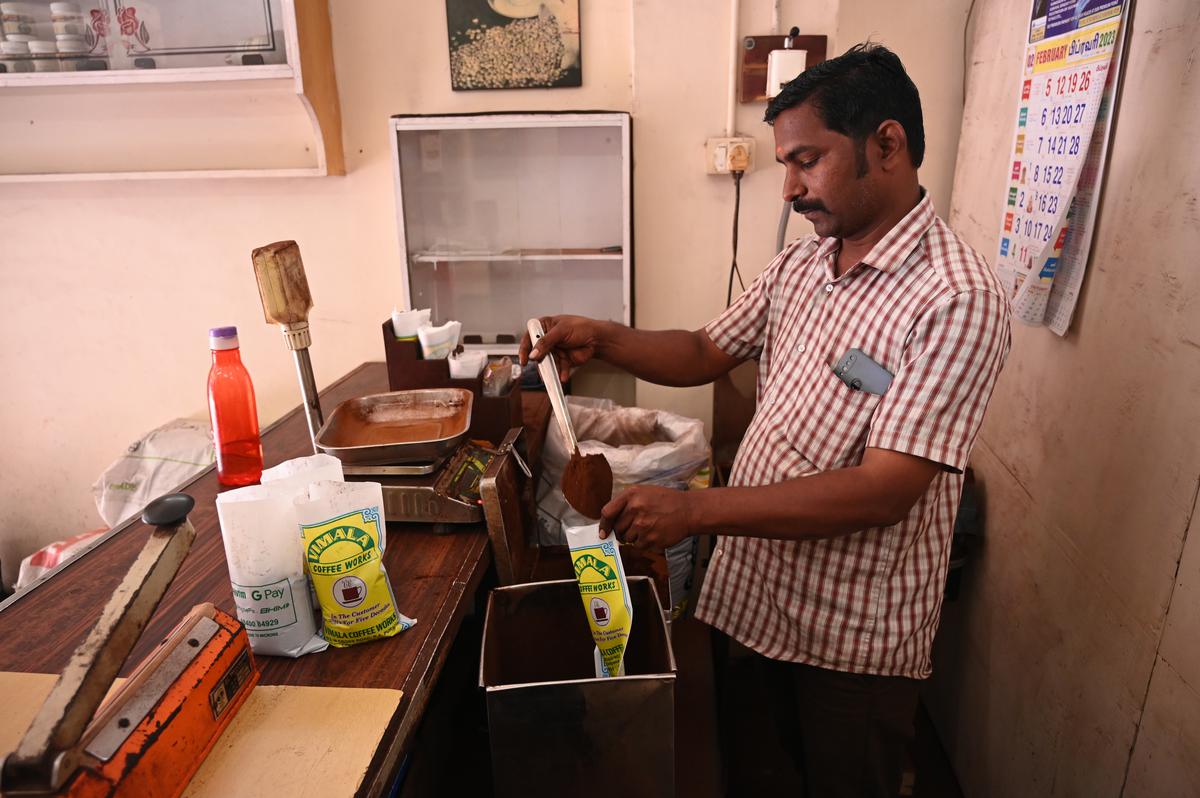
[705,136,755,174]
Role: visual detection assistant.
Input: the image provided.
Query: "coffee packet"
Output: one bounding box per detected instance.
[294,481,416,647]
[565,520,632,677]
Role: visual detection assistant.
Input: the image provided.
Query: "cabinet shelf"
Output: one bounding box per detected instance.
[412,250,623,263]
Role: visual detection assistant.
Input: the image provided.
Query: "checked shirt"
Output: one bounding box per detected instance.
[695,192,1010,678]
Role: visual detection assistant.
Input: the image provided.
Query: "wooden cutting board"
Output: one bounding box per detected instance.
[0,672,401,797]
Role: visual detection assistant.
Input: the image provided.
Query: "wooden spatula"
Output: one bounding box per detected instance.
[527,319,613,520]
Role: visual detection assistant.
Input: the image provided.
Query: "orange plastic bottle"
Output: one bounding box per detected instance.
[207,326,263,486]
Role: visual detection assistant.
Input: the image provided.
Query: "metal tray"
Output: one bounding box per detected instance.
[315,388,473,466]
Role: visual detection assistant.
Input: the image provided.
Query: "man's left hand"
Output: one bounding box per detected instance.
[599,486,696,550]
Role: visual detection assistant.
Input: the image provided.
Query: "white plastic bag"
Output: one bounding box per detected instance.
[392,307,431,339]
[215,483,328,658]
[261,453,345,493]
[417,320,462,359]
[16,529,108,591]
[91,419,214,528]
[539,397,710,514]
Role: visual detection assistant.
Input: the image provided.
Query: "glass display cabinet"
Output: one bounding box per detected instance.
[0,0,342,179]
[0,0,288,73]
[390,112,632,355]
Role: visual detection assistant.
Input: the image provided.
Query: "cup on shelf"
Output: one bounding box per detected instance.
[0,2,37,40]
[49,2,84,37]
[223,33,282,67]
[55,34,86,69]
[27,39,58,71]
[0,38,31,72]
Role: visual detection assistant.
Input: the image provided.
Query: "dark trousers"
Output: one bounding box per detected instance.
[713,630,921,798]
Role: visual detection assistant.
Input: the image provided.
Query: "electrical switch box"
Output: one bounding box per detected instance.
[706,136,756,175]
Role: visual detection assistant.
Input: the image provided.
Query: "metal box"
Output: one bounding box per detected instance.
[480,577,676,798]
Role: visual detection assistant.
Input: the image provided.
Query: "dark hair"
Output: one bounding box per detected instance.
[765,43,925,169]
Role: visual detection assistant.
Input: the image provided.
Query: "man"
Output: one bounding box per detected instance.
[521,43,1010,796]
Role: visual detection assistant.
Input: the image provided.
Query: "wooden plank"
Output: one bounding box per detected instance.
[184,684,402,798]
[294,0,345,175]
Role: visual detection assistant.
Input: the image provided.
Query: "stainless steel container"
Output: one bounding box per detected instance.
[480,577,676,798]
[313,388,473,466]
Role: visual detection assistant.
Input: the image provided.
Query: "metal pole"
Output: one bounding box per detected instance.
[292,347,324,454]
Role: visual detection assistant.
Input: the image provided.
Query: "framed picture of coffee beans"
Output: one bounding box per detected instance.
[445,0,581,90]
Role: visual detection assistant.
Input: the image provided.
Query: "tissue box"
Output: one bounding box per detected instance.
[381,319,521,447]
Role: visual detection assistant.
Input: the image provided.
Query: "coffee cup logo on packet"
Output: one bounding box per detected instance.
[295,481,416,647]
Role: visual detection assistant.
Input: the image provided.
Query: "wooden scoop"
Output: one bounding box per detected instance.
[527,319,613,519]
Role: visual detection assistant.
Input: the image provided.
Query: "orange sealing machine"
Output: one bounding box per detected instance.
[1,494,259,797]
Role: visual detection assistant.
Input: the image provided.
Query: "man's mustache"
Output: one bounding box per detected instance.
[792,199,829,214]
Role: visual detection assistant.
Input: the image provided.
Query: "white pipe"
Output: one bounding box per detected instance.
[726,0,740,136]
[772,0,781,34]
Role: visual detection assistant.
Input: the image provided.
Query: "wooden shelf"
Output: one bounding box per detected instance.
[0,0,342,181]
[0,63,294,89]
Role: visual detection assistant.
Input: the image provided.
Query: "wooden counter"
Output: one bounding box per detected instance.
[0,362,491,797]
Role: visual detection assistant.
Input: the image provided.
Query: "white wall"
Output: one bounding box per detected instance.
[925,0,1200,795]
[629,0,830,423]
[0,1,971,593]
[836,0,973,214]
[631,0,965,423]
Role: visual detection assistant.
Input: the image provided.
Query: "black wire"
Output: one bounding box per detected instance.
[726,170,747,308]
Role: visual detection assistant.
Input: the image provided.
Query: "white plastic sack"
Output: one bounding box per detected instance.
[216,483,328,658]
[261,453,345,493]
[15,528,108,592]
[91,419,214,528]
[537,397,709,613]
[537,397,710,542]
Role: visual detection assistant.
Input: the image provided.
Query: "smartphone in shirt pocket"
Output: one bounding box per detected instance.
[832,348,893,395]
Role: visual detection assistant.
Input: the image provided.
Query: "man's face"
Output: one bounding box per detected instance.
[774,101,881,239]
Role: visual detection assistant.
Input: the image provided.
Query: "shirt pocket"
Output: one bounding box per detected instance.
[783,363,884,472]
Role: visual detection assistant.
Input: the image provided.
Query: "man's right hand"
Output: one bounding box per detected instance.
[520,317,739,388]
[519,315,608,383]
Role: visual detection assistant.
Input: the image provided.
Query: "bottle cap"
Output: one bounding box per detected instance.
[209,326,240,350]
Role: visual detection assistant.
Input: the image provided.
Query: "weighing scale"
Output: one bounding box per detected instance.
[345,439,507,526]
